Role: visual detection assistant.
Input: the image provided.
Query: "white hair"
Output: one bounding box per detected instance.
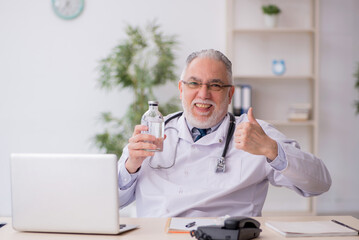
[180,49,233,84]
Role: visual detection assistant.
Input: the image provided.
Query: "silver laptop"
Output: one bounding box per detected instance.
[10,153,138,234]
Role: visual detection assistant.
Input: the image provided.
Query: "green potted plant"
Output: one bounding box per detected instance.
[262,4,281,28]
[94,21,180,157]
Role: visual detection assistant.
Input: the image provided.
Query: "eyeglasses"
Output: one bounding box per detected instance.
[181,80,232,91]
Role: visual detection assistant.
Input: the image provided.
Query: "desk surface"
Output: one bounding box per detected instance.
[1,215,358,240]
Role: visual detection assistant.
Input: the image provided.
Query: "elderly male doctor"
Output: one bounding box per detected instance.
[118,49,331,217]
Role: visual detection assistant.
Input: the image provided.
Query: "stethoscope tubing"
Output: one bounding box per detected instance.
[149,112,236,170]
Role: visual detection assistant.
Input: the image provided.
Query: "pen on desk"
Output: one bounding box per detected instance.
[185,221,196,228]
[332,219,359,234]
[0,223,6,228]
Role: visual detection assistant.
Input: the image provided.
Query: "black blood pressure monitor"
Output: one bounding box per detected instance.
[190,216,261,240]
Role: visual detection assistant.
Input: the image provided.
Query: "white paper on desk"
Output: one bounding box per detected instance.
[266,221,358,237]
[169,218,219,232]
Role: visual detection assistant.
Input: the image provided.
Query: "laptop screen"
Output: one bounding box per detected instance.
[10,153,124,234]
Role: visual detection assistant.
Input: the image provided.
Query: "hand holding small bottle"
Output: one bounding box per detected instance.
[125,101,164,173]
[140,101,164,152]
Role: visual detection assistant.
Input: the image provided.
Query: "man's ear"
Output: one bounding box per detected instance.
[178,81,183,100]
[228,86,235,104]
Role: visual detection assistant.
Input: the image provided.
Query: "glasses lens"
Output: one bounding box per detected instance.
[209,84,223,91]
[187,81,200,89]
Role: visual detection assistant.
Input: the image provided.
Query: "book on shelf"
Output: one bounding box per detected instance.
[233,84,251,116]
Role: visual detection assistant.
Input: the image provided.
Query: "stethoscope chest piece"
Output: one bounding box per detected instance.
[214,112,235,173]
[215,157,226,173]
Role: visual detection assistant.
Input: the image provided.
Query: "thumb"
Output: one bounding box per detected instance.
[247,107,258,124]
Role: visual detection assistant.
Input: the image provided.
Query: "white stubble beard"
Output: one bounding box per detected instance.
[181,92,230,129]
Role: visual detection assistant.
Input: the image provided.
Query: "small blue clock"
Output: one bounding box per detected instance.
[272,59,286,75]
[52,0,84,20]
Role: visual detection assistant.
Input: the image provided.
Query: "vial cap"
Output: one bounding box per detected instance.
[148,101,159,106]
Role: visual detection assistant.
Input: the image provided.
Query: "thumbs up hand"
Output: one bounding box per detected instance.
[234,107,278,161]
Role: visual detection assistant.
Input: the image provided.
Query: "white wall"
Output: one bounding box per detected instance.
[0,0,358,217]
[0,0,225,216]
[316,0,359,215]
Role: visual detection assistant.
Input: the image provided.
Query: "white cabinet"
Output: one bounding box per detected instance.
[226,0,319,215]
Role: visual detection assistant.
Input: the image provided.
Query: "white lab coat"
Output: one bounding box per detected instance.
[118,113,331,217]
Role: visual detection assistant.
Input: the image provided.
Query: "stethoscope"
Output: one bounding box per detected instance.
[148,111,236,173]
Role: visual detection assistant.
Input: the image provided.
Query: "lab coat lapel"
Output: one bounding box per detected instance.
[203,114,229,145]
[176,115,193,143]
[176,114,231,145]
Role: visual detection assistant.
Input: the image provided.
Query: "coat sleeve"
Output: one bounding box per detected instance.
[117,145,139,208]
[260,121,332,197]
[271,140,332,196]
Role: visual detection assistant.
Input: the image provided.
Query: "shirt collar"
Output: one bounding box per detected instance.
[186,114,227,137]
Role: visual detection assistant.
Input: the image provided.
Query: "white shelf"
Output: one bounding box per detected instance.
[233,28,315,34]
[234,75,314,81]
[266,120,315,127]
[226,0,320,216]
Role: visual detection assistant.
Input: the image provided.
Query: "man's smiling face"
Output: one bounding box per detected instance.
[179,57,234,128]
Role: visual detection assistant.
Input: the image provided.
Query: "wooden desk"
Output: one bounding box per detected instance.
[0,216,358,240]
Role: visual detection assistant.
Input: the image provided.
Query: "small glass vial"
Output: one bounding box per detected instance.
[141,101,164,152]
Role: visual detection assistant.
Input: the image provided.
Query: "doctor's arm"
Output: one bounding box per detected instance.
[234,108,331,195]
[271,141,331,196]
[117,125,157,208]
[117,145,139,208]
